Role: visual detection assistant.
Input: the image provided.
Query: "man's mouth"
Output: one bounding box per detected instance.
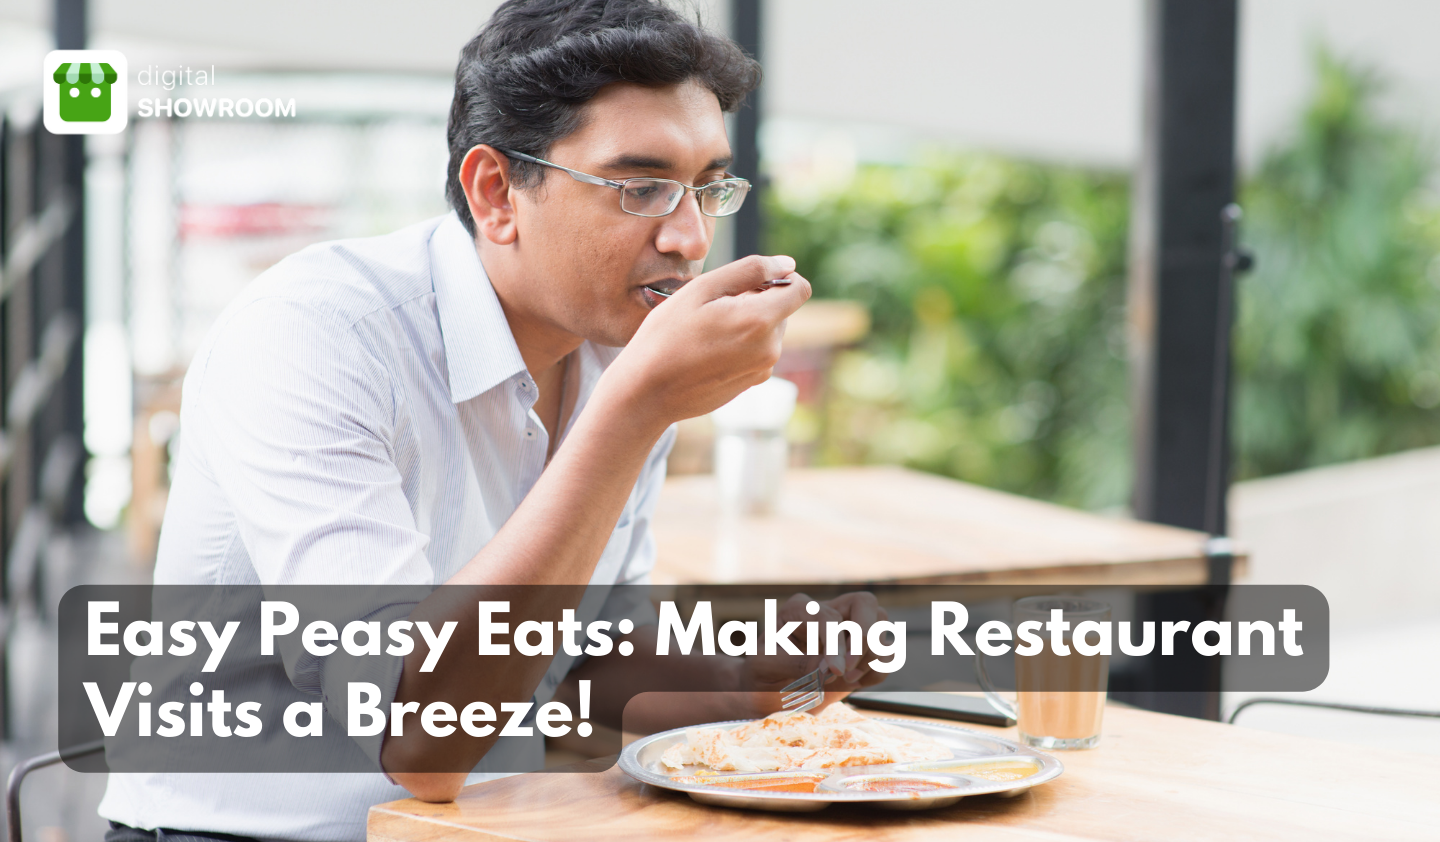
[643,278,689,298]
[641,278,690,306]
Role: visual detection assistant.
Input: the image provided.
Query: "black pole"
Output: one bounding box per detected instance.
[55,0,88,526]
[55,0,86,50]
[1119,0,1240,722]
[1129,0,1239,535]
[730,0,763,258]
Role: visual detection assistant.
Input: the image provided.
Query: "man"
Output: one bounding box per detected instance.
[100,1,883,839]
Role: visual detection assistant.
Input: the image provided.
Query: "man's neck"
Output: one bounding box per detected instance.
[478,244,584,380]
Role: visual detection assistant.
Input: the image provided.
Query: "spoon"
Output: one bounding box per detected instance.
[646,278,794,299]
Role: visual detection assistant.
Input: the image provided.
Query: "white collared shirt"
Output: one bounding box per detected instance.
[99,213,675,841]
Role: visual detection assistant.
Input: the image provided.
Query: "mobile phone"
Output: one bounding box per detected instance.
[846,692,1016,728]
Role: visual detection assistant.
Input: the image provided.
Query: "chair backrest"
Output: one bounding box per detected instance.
[1228,697,1440,725]
[6,741,105,842]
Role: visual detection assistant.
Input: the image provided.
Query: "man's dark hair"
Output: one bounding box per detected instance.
[446,0,761,235]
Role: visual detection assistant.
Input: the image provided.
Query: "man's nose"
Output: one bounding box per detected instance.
[654,191,710,262]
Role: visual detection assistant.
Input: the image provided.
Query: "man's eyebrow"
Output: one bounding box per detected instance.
[599,154,672,172]
[598,153,734,174]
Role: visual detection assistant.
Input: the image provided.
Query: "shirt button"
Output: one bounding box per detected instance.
[524,428,537,440]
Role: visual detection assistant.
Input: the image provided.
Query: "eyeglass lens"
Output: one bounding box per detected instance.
[619,179,749,217]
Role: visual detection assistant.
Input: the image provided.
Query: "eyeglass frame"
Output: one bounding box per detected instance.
[493,146,751,218]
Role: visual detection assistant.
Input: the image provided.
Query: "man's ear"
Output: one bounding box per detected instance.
[459,145,518,246]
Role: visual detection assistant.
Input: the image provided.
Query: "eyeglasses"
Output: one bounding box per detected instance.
[495,147,751,218]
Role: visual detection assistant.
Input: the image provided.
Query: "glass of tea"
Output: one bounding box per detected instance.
[975,596,1111,750]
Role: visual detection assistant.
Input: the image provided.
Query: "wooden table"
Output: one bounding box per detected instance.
[650,466,1244,586]
[369,702,1440,842]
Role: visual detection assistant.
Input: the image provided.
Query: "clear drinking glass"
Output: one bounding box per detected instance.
[711,378,798,516]
[975,596,1111,750]
[714,428,787,515]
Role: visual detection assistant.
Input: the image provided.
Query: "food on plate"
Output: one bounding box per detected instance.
[660,704,952,772]
[849,777,960,794]
[922,760,1037,782]
[669,773,829,793]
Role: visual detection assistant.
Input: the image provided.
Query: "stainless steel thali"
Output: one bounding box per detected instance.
[618,717,1064,812]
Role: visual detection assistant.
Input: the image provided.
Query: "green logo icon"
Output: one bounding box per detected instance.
[43,51,127,135]
[54,62,118,122]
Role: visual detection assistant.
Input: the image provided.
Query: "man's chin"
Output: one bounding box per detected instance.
[574,306,647,349]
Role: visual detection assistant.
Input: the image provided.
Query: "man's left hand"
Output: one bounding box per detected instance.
[741,591,890,712]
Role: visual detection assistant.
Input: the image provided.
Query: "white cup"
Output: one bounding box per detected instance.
[711,377,798,515]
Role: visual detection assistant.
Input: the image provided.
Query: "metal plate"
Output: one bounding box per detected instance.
[619,717,1064,812]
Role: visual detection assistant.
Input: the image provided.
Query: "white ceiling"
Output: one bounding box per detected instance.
[0,0,504,71]
[4,0,1440,169]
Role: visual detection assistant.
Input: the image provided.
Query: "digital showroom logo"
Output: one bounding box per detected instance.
[44,50,127,134]
[44,50,297,135]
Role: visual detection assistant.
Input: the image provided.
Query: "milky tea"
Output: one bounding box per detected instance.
[1006,596,1110,750]
[1014,640,1108,748]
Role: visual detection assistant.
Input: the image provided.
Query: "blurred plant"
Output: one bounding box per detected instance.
[1233,50,1440,479]
[767,154,1133,509]
[767,48,1440,507]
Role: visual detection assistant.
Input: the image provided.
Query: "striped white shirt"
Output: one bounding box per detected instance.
[99,213,675,841]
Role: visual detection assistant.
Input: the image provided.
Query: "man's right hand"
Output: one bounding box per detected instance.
[392,255,808,799]
[604,254,811,427]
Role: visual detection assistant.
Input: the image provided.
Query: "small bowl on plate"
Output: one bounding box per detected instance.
[891,756,1046,797]
[818,772,975,810]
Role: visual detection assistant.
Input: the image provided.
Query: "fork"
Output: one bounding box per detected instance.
[779,664,830,713]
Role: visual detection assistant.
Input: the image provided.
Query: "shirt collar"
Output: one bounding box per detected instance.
[429,213,529,404]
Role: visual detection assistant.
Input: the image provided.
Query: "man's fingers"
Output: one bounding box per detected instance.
[826,592,884,679]
[741,272,812,322]
[814,604,848,676]
[685,254,798,300]
[776,593,848,677]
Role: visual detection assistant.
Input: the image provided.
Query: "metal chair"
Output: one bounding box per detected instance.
[5,740,104,842]
[1229,697,1440,724]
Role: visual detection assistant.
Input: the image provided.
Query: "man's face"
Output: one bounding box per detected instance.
[504,79,731,347]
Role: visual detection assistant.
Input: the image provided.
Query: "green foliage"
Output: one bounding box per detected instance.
[1233,51,1440,479]
[767,155,1133,509]
[767,49,1440,508]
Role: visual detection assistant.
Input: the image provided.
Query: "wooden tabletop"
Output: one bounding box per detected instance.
[369,702,1440,842]
[649,466,1243,586]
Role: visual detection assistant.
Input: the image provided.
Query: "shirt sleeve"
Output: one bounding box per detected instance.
[597,423,677,625]
[192,296,432,587]
[189,295,425,768]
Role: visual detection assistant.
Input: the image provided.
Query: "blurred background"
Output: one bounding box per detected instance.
[3,0,1440,838]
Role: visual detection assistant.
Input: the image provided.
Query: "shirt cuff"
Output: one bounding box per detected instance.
[315,601,414,777]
